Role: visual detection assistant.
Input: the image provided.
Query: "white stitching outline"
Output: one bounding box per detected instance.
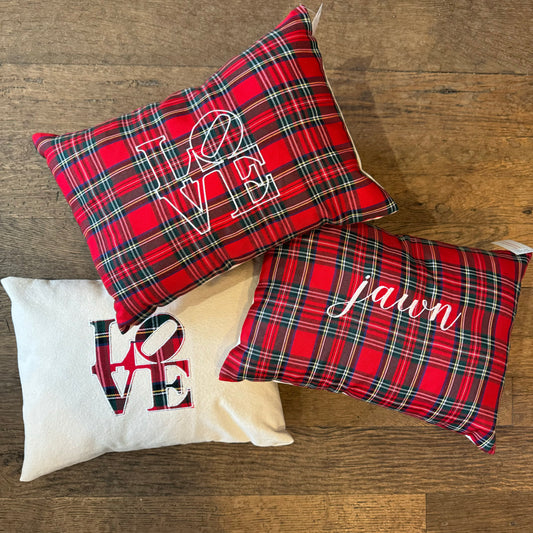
[135,109,279,234]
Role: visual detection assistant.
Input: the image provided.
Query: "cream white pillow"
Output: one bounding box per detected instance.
[2,262,292,482]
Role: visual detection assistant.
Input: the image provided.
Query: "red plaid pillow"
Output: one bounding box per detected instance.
[32,6,396,332]
[220,224,531,453]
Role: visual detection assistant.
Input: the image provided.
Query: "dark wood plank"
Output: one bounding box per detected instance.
[1,428,532,497]
[0,0,297,68]
[506,337,533,377]
[512,395,533,427]
[332,70,533,232]
[0,217,96,280]
[318,1,533,75]
[0,64,211,131]
[427,492,533,533]
[2,1,531,74]
[0,495,426,533]
[511,292,533,331]
[278,380,513,428]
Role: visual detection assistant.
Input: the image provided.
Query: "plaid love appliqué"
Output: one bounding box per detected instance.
[33,6,396,332]
[220,224,531,453]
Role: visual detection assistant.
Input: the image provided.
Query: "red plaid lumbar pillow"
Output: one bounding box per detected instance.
[220,224,531,453]
[32,6,396,332]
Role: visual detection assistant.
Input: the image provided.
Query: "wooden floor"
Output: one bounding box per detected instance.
[1,1,532,531]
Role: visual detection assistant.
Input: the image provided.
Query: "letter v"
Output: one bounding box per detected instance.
[136,136,211,235]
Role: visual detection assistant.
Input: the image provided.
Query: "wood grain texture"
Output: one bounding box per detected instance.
[2,1,531,74]
[0,495,426,533]
[512,394,533,427]
[279,379,514,428]
[2,428,533,498]
[1,0,532,531]
[426,492,533,533]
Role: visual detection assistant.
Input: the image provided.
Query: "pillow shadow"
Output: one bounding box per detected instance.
[329,56,436,234]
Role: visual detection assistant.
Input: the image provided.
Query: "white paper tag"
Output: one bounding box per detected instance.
[492,240,533,255]
[312,4,323,35]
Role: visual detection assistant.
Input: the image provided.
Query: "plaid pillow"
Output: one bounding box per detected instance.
[32,6,396,332]
[220,224,531,453]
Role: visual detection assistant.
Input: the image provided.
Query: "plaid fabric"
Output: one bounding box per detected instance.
[33,6,396,333]
[91,314,191,415]
[220,224,531,453]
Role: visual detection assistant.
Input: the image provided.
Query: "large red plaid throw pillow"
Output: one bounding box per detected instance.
[32,6,396,332]
[220,224,531,453]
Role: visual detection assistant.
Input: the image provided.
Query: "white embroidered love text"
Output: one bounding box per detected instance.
[135,109,280,234]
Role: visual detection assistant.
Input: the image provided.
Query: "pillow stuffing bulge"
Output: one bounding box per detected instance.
[2,262,292,482]
[33,5,397,332]
[220,224,531,453]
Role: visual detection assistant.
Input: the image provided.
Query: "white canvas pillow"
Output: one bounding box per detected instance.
[2,262,292,482]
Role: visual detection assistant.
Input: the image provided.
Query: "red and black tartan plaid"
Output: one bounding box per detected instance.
[91,314,191,415]
[220,224,531,453]
[33,6,396,332]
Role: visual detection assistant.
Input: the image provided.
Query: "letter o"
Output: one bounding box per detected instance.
[134,314,185,363]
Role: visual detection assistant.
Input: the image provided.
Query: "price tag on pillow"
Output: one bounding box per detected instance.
[312,4,323,34]
[492,240,533,255]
